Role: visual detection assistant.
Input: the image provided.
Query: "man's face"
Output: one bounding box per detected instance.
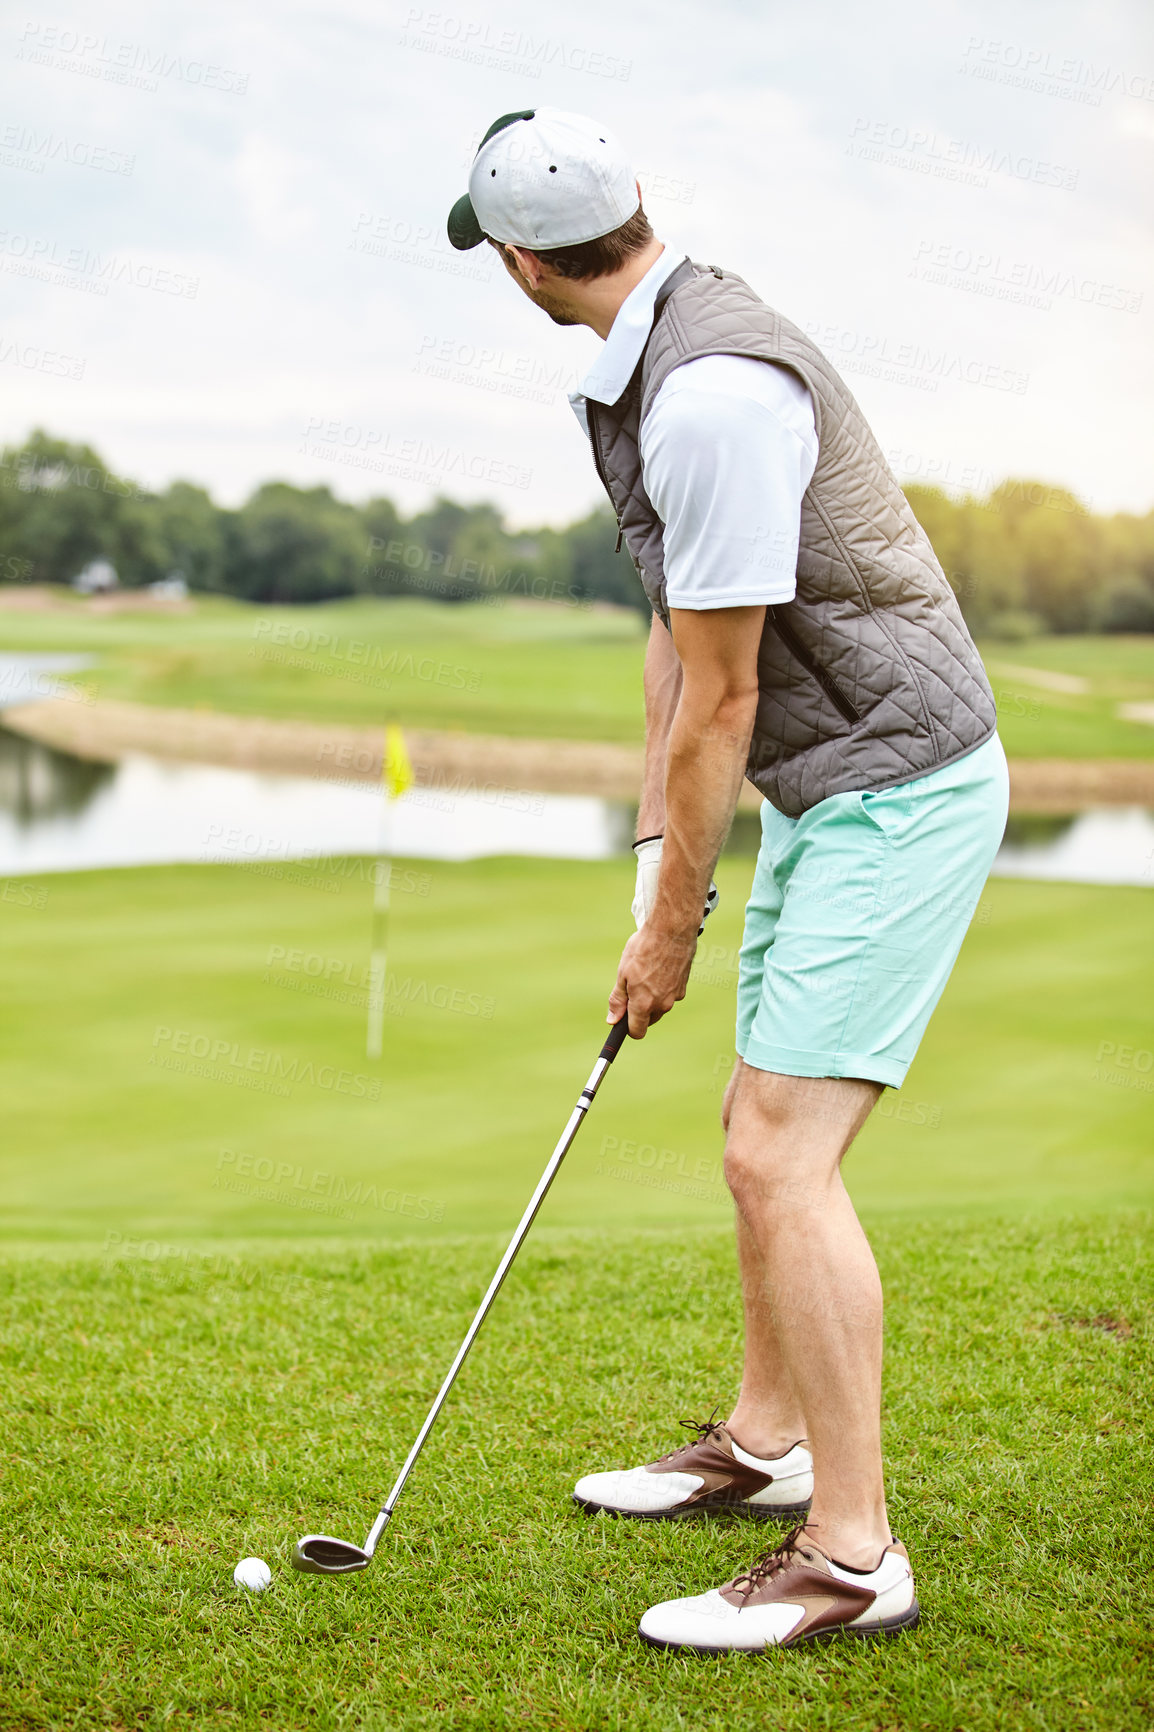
[492,242,581,327]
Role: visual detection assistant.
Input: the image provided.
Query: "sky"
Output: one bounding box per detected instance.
[1,0,1152,527]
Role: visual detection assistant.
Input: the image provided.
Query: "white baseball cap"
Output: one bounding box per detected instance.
[447,108,639,252]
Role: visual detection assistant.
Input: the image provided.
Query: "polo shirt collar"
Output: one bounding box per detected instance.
[570,248,688,412]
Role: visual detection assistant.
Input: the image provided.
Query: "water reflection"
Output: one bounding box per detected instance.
[1002,814,1076,848]
[0,726,115,827]
[0,724,630,875]
[0,714,1150,886]
[993,807,1154,888]
[0,653,93,711]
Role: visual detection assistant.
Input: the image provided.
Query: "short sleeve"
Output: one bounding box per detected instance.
[639,356,817,610]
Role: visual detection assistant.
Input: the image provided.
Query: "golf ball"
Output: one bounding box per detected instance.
[233,1556,272,1592]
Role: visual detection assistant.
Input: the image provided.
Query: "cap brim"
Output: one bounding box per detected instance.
[447,194,485,251]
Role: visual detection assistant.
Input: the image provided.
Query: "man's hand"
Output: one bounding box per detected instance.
[607,921,697,1039]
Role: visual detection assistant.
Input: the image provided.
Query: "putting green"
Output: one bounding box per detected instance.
[0,857,1149,1249]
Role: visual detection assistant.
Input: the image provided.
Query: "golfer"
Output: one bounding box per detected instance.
[448,108,1008,1652]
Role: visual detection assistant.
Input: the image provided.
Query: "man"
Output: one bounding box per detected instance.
[447,108,1009,1652]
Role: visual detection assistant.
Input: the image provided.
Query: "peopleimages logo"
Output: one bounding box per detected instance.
[0,230,199,298]
[846,117,1079,191]
[911,241,1143,316]
[959,37,1154,105]
[300,417,531,491]
[412,333,581,407]
[1091,1039,1154,1094]
[348,212,494,284]
[399,9,632,81]
[803,322,1029,396]
[250,617,481,692]
[0,124,135,176]
[0,449,144,498]
[0,335,85,379]
[214,1149,444,1222]
[101,1233,316,1300]
[262,946,496,1020]
[16,22,249,94]
[149,1026,381,1100]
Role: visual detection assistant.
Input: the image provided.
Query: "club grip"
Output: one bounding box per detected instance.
[599,1017,629,1062]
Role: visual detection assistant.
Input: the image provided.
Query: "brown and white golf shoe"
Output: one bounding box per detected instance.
[572,1414,813,1521]
[638,1525,919,1652]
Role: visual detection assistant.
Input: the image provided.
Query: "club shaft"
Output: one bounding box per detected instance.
[362,1042,619,1556]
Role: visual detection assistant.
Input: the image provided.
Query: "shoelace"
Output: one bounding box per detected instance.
[677,1406,725,1445]
[730,1524,816,1600]
[653,1407,726,1463]
[650,1407,727,1466]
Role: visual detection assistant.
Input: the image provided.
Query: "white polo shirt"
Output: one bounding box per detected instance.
[568,250,817,610]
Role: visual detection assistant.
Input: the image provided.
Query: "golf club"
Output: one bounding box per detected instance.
[291,1014,630,1575]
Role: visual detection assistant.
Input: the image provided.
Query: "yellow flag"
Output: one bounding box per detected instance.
[383,723,414,801]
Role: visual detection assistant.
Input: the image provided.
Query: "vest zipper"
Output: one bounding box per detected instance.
[769,607,862,725]
[586,400,626,554]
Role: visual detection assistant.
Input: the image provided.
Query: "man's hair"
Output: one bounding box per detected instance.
[496,204,654,281]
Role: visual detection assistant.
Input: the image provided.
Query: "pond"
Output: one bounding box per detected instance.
[0,724,1150,886]
[0,651,94,710]
[0,645,1150,887]
[0,724,630,874]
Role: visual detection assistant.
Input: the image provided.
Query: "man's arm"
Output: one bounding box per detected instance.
[637,612,682,839]
[609,604,763,1037]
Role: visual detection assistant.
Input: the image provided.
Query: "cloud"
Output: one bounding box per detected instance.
[0,0,1149,520]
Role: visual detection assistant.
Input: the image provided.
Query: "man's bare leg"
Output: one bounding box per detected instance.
[722,1061,808,1456]
[721,1058,889,1566]
[726,1211,808,1456]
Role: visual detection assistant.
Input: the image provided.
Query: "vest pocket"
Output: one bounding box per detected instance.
[768,608,862,725]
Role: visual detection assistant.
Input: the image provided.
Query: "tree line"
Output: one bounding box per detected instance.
[2,430,1152,636]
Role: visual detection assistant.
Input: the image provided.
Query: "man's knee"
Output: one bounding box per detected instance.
[723,1071,881,1209]
[724,1134,825,1212]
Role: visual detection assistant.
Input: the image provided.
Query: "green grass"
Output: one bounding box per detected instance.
[4,595,1154,756]
[0,595,650,744]
[0,1213,1149,1730]
[0,858,1150,1249]
[983,634,1154,758]
[1,858,1151,1725]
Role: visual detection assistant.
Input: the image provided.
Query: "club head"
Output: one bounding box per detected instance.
[291,1534,372,1575]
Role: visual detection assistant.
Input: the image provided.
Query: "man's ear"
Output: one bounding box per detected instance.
[505,243,544,288]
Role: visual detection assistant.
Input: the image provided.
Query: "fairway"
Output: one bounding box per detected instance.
[0,1213,1149,1730]
[4,594,1154,758]
[0,858,1151,1248]
[1,595,650,745]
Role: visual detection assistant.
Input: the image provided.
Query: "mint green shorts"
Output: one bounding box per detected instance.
[736,733,1010,1088]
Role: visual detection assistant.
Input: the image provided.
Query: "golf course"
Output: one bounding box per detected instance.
[1,593,1151,1729]
[6,0,1152,1711]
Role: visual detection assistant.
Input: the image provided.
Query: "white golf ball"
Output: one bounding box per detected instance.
[233,1556,272,1592]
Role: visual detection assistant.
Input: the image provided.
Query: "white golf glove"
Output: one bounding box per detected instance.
[631,835,719,935]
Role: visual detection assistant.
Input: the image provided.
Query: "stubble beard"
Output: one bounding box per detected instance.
[527,284,580,327]
[495,244,581,326]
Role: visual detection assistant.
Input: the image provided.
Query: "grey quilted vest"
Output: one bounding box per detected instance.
[586,260,997,817]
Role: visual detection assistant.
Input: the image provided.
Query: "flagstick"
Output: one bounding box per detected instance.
[366,759,391,1062]
[366,723,413,1061]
